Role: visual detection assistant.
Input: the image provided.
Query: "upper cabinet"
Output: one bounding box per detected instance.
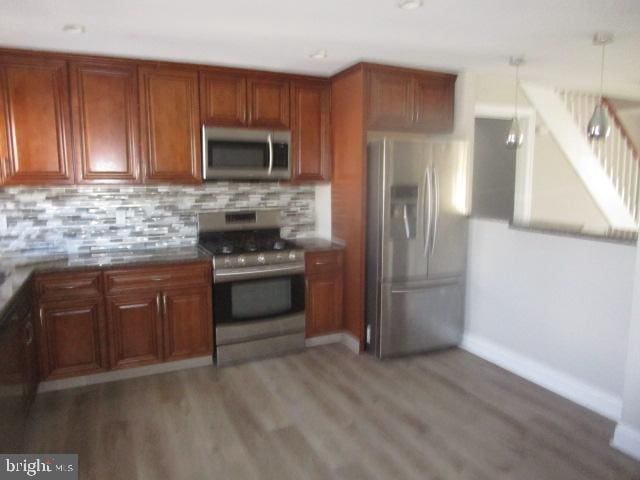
[70,60,140,184]
[366,65,456,133]
[200,70,290,129]
[139,65,201,183]
[200,71,247,126]
[247,76,289,128]
[0,54,74,184]
[290,80,331,182]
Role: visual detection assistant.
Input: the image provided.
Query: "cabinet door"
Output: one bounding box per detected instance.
[0,319,25,452]
[70,61,140,183]
[38,298,108,380]
[200,71,247,126]
[290,81,331,182]
[247,76,290,128]
[106,292,164,369]
[162,286,213,361]
[367,68,414,130]
[0,55,73,184]
[306,271,343,337]
[139,66,201,183]
[413,74,455,133]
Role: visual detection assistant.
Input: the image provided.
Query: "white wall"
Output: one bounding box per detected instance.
[612,239,640,459]
[314,183,332,239]
[464,218,636,419]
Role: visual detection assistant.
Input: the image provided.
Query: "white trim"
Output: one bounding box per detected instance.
[38,355,213,393]
[612,423,640,461]
[341,331,361,354]
[305,333,344,347]
[461,333,622,421]
[474,103,536,224]
[305,331,361,354]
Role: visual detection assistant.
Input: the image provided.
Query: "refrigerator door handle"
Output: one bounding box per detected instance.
[402,204,411,239]
[430,167,440,257]
[423,166,432,257]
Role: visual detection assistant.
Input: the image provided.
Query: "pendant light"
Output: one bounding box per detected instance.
[505,56,525,150]
[587,33,613,140]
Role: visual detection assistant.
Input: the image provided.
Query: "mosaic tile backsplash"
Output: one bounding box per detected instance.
[0,183,316,256]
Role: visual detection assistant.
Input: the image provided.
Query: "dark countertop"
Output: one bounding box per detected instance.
[0,246,212,322]
[294,238,345,252]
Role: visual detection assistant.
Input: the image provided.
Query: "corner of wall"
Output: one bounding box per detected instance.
[314,183,332,239]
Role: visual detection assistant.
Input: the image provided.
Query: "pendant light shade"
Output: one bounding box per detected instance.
[505,56,525,150]
[505,117,524,150]
[587,33,613,141]
[587,103,610,140]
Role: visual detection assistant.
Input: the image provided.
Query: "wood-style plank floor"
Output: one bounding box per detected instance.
[25,344,640,479]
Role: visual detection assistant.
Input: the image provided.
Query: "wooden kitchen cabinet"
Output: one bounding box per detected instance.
[70,60,141,183]
[367,68,415,130]
[0,54,74,184]
[290,80,331,181]
[366,65,456,133]
[247,75,290,128]
[38,297,108,379]
[139,65,201,183]
[106,291,163,369]
[305,250,344,337]
[162,286,213,361]
[200,71,247,126]
[105,262,214,368]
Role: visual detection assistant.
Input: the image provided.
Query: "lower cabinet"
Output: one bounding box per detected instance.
[35,261,214,381]
[38,298,108,379]
[305,249,344,337]
[163,286,213,361]
[106,292,163,369]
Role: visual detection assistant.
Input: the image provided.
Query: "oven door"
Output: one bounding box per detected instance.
[213,273,305,324]
[202,126,291,180]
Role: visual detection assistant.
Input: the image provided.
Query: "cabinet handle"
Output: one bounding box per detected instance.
[38,307,44,329]
[156,293,162,317]
[162,294,168,317]
[149,275,170,282]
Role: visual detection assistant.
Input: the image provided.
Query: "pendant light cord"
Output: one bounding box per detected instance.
[599,42,605,102]
[514,63,520,118]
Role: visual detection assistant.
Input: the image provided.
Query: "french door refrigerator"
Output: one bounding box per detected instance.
[366,137,469,358]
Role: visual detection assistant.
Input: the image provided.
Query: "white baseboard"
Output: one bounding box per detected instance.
[461,334,622,421]
[305,331,361,354]
[39,355,213,393]
[612,423,640,461]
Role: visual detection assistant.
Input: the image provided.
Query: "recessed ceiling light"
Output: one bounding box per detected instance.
[397,0,423,10]
[62,24,86,34]
[309,50,328,60]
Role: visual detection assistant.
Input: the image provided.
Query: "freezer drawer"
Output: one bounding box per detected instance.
[378,278,464,358]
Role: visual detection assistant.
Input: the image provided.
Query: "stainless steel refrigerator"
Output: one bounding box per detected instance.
[366,137,469,358]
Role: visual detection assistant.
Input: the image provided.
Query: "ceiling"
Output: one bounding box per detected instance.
[1,0,639,96]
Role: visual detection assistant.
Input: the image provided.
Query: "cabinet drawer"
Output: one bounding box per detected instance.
[104,262,210,294]
[36,271,102,301]
[305,250,343,275]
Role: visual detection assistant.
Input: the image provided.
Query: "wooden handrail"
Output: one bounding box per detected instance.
[603,97,640,163]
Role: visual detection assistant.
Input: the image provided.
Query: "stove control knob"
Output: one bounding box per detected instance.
[257,254,266,264]
[237,256,246,266]
[288,251,298,261]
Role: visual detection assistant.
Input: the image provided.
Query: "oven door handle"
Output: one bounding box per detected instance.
[214,263,305,283]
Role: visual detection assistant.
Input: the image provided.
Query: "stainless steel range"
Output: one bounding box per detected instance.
[198,209,306,366]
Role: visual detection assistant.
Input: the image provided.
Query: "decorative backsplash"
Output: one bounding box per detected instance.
[0,183,316,256]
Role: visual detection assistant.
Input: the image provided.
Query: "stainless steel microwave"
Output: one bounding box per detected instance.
[202,126,291,181]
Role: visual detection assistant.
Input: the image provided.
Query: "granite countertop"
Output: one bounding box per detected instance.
[294,238,345,252]
[0,246,212,322]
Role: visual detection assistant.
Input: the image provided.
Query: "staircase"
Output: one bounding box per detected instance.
[558,90,640,225]
[520,83,639,231]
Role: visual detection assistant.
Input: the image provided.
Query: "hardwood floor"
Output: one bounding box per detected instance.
[25,344,640,479]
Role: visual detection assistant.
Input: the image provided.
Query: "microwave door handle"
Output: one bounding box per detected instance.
[267,133,274,176]
[201,125,207,180]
